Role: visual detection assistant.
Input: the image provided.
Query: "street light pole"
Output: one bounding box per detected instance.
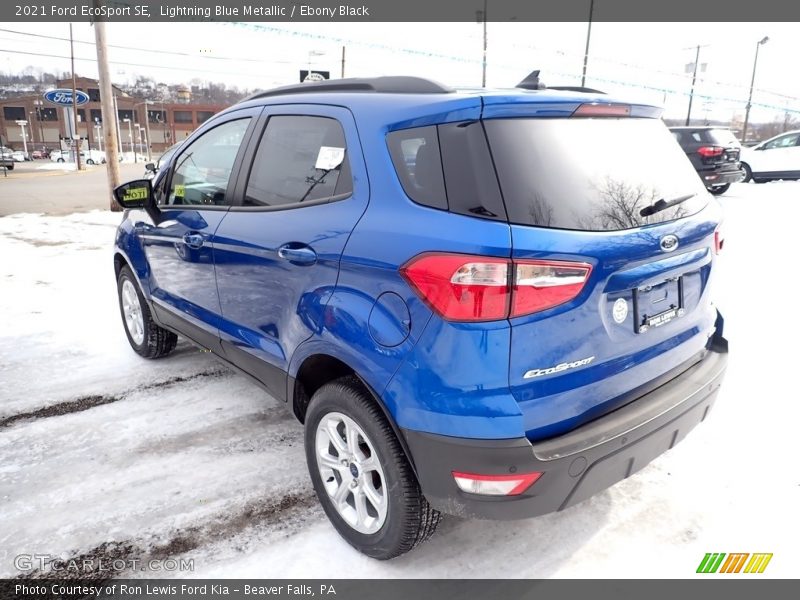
[481,0,488,87]
[581,0,595,88]
[123,118,133,159]
[69,23,82,171]
[742,36,770,144]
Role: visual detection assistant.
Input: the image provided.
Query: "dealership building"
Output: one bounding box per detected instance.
[0,76,227,153]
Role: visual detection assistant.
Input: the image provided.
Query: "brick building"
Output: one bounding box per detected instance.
[0,76,228,153]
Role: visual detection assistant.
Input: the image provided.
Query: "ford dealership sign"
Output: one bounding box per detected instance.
[43,89,90,106]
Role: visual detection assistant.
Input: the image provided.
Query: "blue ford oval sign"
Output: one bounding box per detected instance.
[43,89,90,106]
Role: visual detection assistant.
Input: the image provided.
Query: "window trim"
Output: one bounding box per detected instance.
[160,108,260,212]
[229,112,354,213]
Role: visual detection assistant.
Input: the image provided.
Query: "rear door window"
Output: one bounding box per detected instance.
[244,115,352,207]
[707,129,740,146]
[484,118,708,231]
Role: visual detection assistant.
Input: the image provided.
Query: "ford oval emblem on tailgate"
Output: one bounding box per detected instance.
[660,234,679,253]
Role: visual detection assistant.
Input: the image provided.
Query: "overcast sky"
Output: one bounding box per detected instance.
[1,21,798,122]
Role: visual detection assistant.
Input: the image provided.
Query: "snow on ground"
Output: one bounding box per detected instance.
[1,184,798,579]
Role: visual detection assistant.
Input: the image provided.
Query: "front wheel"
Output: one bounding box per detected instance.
[708,183,730,195]
[117,265,177,358]
[57,158,64,163]
[86,159,95,165]
[305,377,440,559]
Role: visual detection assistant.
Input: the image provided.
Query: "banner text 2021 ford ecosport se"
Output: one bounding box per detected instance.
[112,76,728,559]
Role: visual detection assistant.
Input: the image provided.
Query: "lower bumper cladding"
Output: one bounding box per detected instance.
[403,338,728,520]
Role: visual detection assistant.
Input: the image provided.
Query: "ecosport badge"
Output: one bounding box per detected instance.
[523,356,595,379]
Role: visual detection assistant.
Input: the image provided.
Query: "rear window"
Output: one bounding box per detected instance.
[485,118,708,231]
[707,129,740,146]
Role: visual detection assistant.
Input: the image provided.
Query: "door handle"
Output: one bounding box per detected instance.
[277,244,317,265]
[182,233,204,249]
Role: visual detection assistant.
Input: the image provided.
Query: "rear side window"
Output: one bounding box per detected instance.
[387,123,506,220]
[244,115,352,207]
[484,118,708,231]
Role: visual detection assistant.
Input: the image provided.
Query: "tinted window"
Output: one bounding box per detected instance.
[387,126,447,210]
[244,115,352,207]
[485,118,708,231]
[174,111,193,124]
[165,118,250,207]
[707,129,740,146]
[3,107,25,121]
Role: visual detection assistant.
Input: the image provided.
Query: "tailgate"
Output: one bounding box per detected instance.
[483,114,723,441]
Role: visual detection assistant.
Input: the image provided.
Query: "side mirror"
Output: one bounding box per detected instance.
[114,179,153,209]
[145,162,156,172]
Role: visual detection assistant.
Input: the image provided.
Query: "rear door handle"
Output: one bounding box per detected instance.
[182,233,204,249]
[277,244,317,265]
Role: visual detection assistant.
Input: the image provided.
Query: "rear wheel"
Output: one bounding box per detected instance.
[707,183,730,195]
[741,162,753,183]
[117,265,177,359]
[86,159,95,165]
[305,376,440,559]
[57,158,64,163]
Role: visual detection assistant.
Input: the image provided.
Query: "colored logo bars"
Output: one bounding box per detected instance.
[696,553,773,574]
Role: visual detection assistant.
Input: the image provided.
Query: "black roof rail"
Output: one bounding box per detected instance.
[242,76,455,102]
[548,86,606,94]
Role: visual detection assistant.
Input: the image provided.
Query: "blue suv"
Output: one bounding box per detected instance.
[112,76,728,559]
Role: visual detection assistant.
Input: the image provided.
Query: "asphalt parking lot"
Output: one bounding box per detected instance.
[0,161,146,216]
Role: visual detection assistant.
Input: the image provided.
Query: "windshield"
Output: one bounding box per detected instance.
[484,118,708,231]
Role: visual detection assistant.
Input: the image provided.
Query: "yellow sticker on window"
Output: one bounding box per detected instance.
[174,184,185,197]
[123,187,148,201]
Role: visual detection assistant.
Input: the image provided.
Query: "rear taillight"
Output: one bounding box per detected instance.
[698,145,725,158]
[714,224,725,254]
[452,471,543,496]
[513,260,592,316]
[400,253,591,322]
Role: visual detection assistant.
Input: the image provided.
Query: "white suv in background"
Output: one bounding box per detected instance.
[740,130,800,183]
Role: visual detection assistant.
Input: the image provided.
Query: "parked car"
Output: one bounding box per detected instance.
[50,149,105,164]
[31,149,47,159]
[144,142,182,179]
[112,76,729,559]
[740,129,800,183]
[1,146,14,170]
[11,150,29,162]
[669,126,744,195]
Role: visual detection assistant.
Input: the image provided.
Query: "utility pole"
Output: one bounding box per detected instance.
[481,0,488,87]
[685,44,705,126]
[581,0,594,88]
[69,23,82,171]
[93,11,122,210]
[341,46,346,78]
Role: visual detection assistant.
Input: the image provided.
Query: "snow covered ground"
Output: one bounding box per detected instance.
[1,182,798,578]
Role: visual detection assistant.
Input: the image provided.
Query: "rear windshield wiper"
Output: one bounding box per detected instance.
[639,193,696,217]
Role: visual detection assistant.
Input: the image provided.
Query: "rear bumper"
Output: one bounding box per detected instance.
[699,167,745,186]
[403,336,728,520]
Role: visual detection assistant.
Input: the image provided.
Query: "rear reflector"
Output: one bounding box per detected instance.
[698,145,725,158]
[452,471,543,496]
[714,224,725,254]
[400,254,591,322]
[572,103,631,117]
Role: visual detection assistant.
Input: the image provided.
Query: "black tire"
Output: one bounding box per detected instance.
[708,183,730,196]
[116,265,177,359]
[304,376,440,559]
[6,164,12,171]
[86,159,95,165]
[741,162,753,183]
[57,158,64,163]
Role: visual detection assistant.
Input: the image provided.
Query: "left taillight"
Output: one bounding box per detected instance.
[400,253,591,322]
